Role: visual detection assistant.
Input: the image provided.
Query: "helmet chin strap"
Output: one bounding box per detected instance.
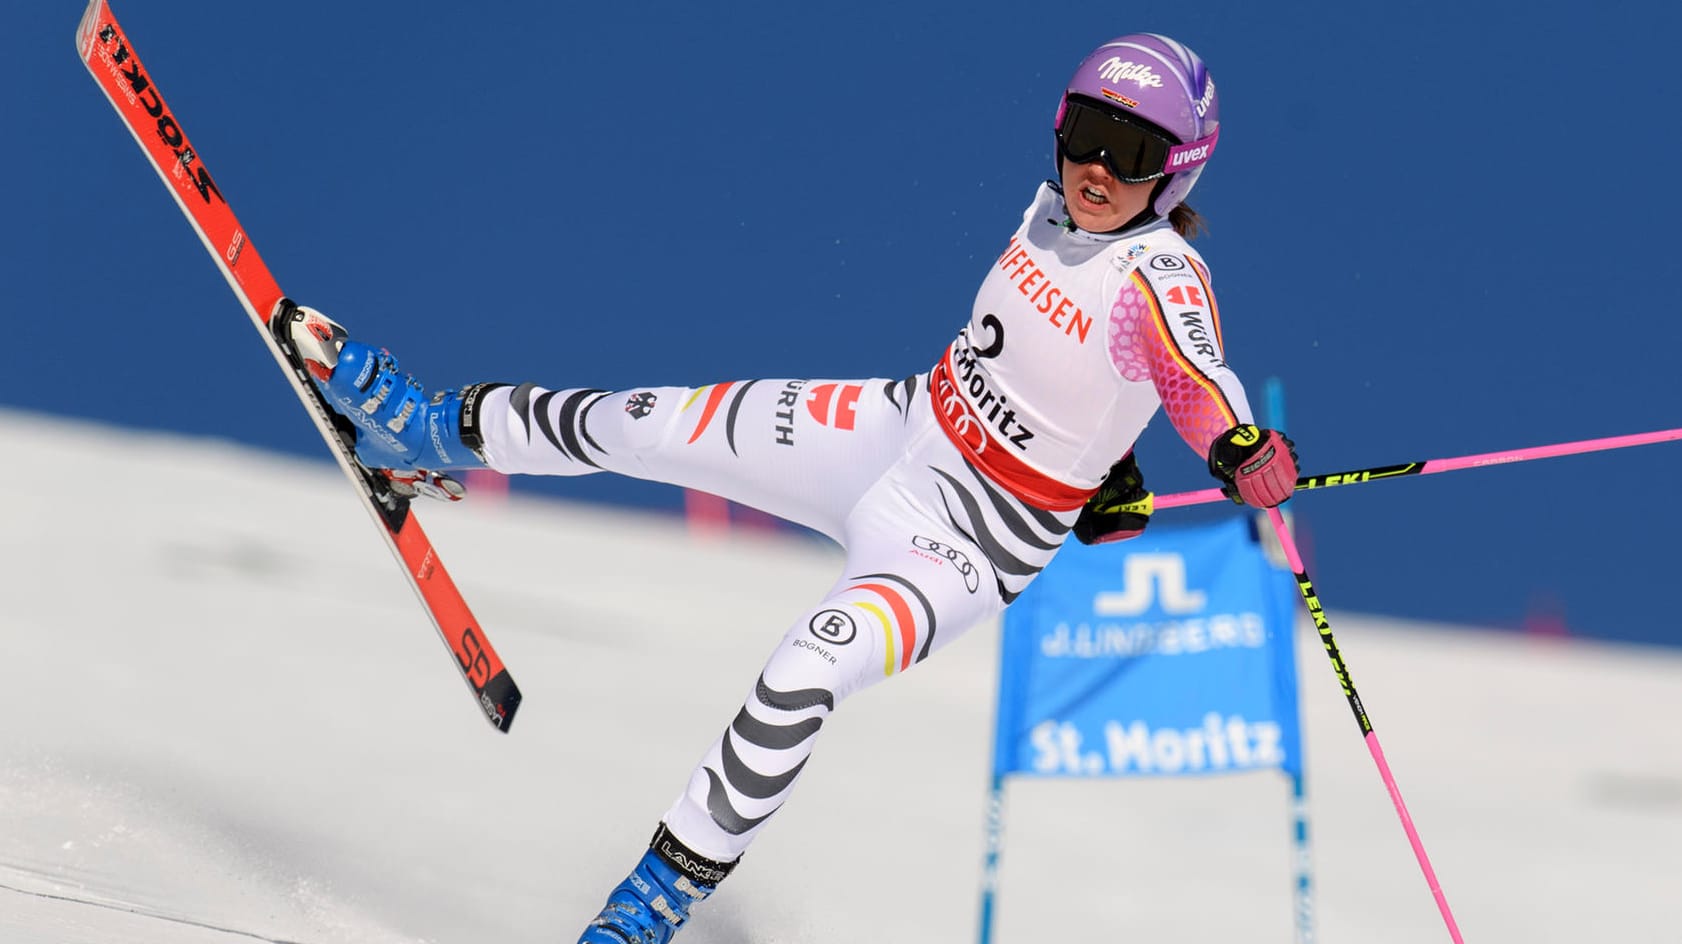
[1104,176,1172,233]
[1061,182,1170,235]
[1109,205,1160,233]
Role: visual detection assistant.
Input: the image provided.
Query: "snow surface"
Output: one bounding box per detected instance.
[3,407,1680,944]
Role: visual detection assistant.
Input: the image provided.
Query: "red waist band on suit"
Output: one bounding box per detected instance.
[928,354,1095,513]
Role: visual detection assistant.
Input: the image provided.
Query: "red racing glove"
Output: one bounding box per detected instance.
[1207,424,1298,508]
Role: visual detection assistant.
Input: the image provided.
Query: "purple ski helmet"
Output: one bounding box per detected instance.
[1055,33,1220,219]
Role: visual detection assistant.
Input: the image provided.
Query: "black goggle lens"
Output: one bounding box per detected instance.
[1056,98,1174,183]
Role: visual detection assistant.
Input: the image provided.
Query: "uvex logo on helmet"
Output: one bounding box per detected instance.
[1168,143,1213,169]
[1195,77,1217,118]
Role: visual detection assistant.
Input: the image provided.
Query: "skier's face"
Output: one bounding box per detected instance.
[1060,156,1155,233]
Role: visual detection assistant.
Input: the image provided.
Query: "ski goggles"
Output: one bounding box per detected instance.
[1055,96,1219,183]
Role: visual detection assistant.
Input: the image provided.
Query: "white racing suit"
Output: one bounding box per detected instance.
[471,182,1259,863]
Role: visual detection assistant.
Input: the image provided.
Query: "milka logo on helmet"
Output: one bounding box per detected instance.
[1096,57,1163,90]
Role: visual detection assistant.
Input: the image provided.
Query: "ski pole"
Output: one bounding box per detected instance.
[1154,426,1682,510]
[1263,506,1465,942]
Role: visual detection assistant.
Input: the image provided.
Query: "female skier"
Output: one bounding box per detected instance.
[287,32,1297,944]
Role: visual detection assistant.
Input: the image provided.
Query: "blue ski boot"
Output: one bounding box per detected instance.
[279,303,505,500]
[578,824,737,944]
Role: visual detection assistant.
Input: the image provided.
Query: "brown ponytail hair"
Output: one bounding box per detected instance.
[1168,203,1206,239]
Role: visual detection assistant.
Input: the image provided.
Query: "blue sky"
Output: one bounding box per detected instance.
[8,1,1682,644]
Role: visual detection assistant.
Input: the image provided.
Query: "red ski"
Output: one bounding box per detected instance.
[76,0,522,732]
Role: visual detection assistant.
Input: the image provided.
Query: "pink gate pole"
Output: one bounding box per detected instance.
[1263,506,1466,942]
[1156,427,1682,510]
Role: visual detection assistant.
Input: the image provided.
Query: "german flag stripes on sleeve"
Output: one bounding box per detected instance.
[1115,253,1255,456]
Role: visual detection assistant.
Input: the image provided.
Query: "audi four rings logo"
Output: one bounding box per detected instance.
[913,536,981,593]
[808,609,857,645]
[1149,254,1185,271]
